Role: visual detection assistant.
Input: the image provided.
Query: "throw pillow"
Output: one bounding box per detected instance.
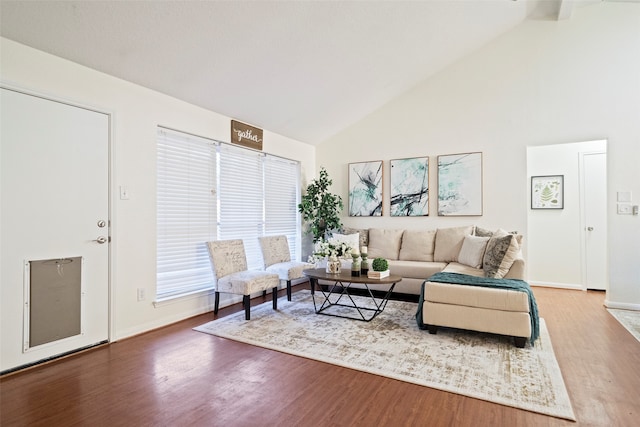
[483,230,520,278]
[341,227,369,248]
[367,229,404,260]
[433,225,474,262]
[331,232,361,255]
[511,231,524,246]
[474,226,494,238]
[457,235,490,269]
[398,229,436,262]
[473,227,523,245]
[475,226,523,245]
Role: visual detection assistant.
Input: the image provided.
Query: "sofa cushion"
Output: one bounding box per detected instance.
[386,260,447,279]
[424,281,530,312]
[503,257,525,280]
[398,229,436,262]
[443,260,525,281]
[442,261,484,277]
[368,229,404,260]
[483,229,521,278]
[457,235,490,268]
[433,225,474,262]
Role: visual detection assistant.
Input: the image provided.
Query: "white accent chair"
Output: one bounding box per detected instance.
[207,239,280,320]
[258,235,313,301]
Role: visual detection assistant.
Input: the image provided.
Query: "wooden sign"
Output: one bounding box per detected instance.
[231,120,263,151]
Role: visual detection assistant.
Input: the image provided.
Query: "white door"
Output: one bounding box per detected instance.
[1,88,110,372]
[582,152,608,291]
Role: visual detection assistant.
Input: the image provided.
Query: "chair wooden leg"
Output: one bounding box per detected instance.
[286,280,292,301]
[272,287,278,310]
[243,295,251,320]
[214,291,220,314]
[262,290,267,297]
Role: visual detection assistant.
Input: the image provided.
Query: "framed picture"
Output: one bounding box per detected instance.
[390,157,429,216]
[531,175,564,209]
[348,161,383,216]
[437,152,483,216]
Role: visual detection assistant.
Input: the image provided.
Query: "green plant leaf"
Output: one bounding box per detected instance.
[298,167,344,242]
[372,257,388,271]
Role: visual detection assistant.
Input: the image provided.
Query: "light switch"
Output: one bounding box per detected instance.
[617,191,632,202]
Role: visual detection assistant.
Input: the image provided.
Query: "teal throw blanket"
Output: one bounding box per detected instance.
[415,272,539,343]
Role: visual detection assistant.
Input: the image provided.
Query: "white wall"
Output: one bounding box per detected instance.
[0,38,316,340]
[317,4,640,308]
[526,140,606,289]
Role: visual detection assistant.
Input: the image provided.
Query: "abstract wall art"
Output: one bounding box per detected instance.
[390,157,429,216]
[348,161,383,216]
[531,175,564,209]
[437,152,483,216]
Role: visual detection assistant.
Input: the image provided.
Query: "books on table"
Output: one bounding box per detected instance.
[367,270,390,279]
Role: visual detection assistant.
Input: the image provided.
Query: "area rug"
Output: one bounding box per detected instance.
[608,308,640,342]
[195,290,575,421]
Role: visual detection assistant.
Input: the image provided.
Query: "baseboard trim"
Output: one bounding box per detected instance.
[529,281,583,290]
[605,300,640,311]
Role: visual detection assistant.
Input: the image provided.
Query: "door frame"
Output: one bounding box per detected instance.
[579,149,608,292]
[1,81,116,347]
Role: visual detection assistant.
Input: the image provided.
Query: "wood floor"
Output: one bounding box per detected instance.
[2,284,639,426]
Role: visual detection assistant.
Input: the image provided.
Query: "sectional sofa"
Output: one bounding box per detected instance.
[334,225,535,347]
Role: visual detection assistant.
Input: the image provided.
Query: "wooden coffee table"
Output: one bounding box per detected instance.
[303,268,402,322]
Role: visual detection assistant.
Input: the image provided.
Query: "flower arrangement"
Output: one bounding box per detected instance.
[308,237,355,264]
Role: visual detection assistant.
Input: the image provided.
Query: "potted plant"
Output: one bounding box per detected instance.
[368,257,390,279]
[298,167,343,242]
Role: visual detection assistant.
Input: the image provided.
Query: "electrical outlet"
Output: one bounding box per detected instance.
[120,185,130,200]
[617,203,632,215]
[137,288,146,301]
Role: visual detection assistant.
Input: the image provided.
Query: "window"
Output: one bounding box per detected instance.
[218,143,265,269]
[157,129,217,299]
[264,155,301,262]
[156,127,301,300]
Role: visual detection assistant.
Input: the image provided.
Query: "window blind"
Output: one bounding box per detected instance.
[218,143,264,270]
[157,129,217,299]
[264,155,301,262]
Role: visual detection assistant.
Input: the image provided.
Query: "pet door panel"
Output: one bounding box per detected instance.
[28,257,82,348]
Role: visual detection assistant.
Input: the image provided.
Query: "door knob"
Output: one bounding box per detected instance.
[587,227,594,231]
[94,236,108,244]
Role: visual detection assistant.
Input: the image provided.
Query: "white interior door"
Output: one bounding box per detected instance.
[1,87,110,372]
[582,152,608,291]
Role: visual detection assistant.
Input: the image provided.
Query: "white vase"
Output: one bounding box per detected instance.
[326,257,341,274]
[315,258,327,269]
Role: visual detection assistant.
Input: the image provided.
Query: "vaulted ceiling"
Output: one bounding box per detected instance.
[0,0,601,144]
